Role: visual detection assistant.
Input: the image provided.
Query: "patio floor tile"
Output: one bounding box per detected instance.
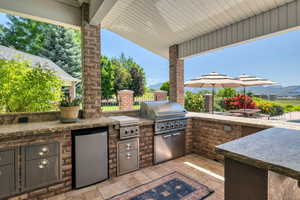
[48,154,224,200]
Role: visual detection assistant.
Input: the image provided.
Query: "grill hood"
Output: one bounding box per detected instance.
[140,101,187,120]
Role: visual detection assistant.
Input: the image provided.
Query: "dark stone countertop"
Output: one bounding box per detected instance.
[0,117,153,141]
[216,128,300,180]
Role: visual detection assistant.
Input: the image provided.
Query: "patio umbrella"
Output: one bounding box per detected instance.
[185,72,242,113]
[237,74,277,110]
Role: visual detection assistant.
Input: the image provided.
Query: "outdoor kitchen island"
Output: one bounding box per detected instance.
[0,116,155,200]
[216,128,300,200]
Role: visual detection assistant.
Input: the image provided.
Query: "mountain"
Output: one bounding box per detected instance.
[149,82,300,96]
[148,83,163,90]
[246,85,300,96]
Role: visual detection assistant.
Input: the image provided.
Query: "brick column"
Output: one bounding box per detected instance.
[118,90,134,110]
[81,3,101,118]
[204,94,213,113]
[154,90,168,101]
[169,44,184,105]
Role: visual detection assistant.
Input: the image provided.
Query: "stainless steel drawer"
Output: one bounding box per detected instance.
[0,164,15,198]
[118,139,138,152]
[24,156,59,190]
[25,142,59,161]
[0,150,14,166]
[118,150,139,175]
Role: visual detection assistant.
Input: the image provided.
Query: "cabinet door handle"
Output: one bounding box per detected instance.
[126,153,132,159]
[126,144,132,150]
[38,159,49,169]
[38,146,49,156]
[163,135,171,139]
[173,133,181,136]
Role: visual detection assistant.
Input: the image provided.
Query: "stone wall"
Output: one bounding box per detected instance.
[185,118,193,154]
[0,110,140,125]
[3,131,72,200]
[192,118,265,161]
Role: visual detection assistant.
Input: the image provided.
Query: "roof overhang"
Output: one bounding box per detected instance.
[1,0,300,59]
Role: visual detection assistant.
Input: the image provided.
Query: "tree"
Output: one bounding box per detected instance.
[217,88,239,98]
[117,53,146,97]
[160,81,170,95]
[0,59,62,113]
[0,15,81,79]
[0,15,46,55]
[112,58,131,97]
[38,25,81,78]
[101,56,115,99]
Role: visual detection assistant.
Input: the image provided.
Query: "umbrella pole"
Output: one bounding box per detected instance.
[243,87,246,111]
[212,86,215,114]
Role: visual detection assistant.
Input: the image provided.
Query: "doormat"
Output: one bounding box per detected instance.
[108,171,214,200]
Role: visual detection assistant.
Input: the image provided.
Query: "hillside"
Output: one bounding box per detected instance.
[149,82,300,96]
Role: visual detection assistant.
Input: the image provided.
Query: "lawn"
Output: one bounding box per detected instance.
[102,105,140,112]
[273,99,300,106]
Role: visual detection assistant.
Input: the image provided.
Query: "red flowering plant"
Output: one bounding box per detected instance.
[223,94,257,110]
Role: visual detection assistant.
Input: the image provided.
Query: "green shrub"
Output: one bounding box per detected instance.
[184,91,205,112]
[253,98,284,116]
[0,59,63,113]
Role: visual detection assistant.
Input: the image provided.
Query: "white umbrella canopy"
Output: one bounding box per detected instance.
[185,72,243,114]
[237,74,278,110]
[237,74,277,86]
[185,72,243,88]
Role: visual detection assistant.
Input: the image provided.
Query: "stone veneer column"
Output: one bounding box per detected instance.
[118,90,134,110]
[81,3,101,118]
[154,90,168,101]
[169,45,184,105]
[204,94,213,113]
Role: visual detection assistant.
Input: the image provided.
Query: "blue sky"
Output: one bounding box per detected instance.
[1,12,300,86]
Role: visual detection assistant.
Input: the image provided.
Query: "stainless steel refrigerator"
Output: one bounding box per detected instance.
[72,127,108,189]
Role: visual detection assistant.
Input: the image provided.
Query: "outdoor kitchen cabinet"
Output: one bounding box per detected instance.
[21,141,61,191]
[0,147,18,199]
[117,138,139,175]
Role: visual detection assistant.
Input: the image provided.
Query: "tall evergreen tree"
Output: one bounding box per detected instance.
[0,15,46,55]
[0,15,81,79]
[38,25,81,78]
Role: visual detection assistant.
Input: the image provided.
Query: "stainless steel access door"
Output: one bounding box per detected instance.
[154,131,185,164]
[73,129,108,189]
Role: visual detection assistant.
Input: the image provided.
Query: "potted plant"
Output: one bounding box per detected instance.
[59,97,81,123]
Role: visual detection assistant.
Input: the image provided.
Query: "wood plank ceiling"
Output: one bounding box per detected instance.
[101,0,295,58]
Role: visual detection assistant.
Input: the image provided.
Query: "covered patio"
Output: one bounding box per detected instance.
[1,1,300,200]
[2,0,300,118]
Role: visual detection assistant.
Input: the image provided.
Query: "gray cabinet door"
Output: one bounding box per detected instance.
[25,142,59,161]
[24,156,59,190]
[154,134,173,164]
[0,165,15,198]
[171,132,185,158]
[118,149,139,175]
[0,150,14,166]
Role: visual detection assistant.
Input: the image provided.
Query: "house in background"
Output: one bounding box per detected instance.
[0,45,80,99]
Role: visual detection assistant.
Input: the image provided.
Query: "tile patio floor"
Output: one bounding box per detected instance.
[49,154,224,200]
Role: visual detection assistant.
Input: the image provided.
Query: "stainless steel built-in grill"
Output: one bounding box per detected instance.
[140,101,187,164]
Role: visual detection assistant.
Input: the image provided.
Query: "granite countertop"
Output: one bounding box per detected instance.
[0,117,153,140]
[187,112,300,130]
[216,128,300,180]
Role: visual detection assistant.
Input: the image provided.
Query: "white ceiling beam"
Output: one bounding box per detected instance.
[89,0,118,26]
[0,0,82,29]
[178,0,300,59]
